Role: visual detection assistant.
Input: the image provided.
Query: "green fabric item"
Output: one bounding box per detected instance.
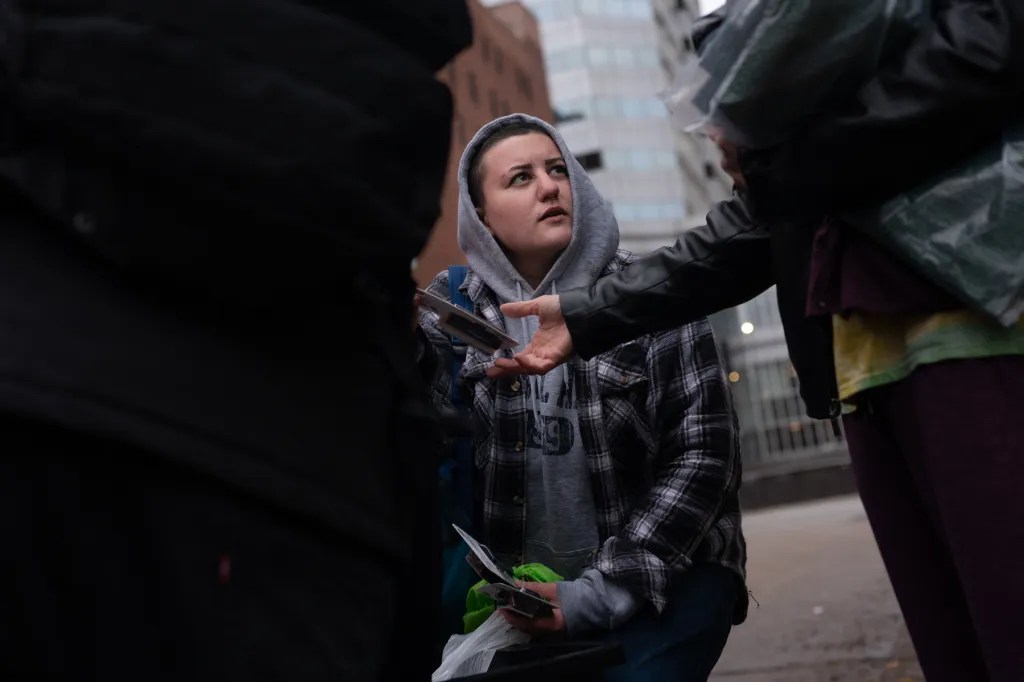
[462,563,563,634]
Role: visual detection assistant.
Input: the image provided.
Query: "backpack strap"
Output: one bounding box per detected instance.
[447,264,472,314]
[438,264,478,640]
[444,264,474,526]
[447,265,471,409]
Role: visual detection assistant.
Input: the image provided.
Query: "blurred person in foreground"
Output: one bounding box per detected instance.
[0,2,469,680]
[488,3,1024,681]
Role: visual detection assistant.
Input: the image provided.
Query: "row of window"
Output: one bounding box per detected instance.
[478,36,505,74]
[530,0,653,22]
[613,201,687,222]
[604,148,678,170]
[555,95,669,121]
[464,71,528,113]
[545,45,660,72]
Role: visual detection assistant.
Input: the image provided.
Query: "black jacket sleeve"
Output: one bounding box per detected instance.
[742,0,1024,219]
[561,196,774,360]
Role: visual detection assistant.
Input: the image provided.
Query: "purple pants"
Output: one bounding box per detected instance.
[843,355,1024,682]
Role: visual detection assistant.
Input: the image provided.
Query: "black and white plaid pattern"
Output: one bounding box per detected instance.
[419,252,746,613]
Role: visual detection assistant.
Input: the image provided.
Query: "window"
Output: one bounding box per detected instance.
[622,99,647,118]
[637,49,659,67]
[481,37,491,62]
[656,150,676,167]
[554,108,586,124]
[637,204,659,221]
[547,47,588,73]
[489,90,501,117]
[468,72,479,103]
[589,47,611,66]
[606,149,677,170]
[578,0,653,18]
[453,115,466,146]
[629,150,655,169]
[535,0,577,22]
[515,68,533,101]
[593,98,617,118]
[575,151,604,171]
[615,200,686,222]
[501,99,511,115]
[494,48,504,74]
[630,0,653,19]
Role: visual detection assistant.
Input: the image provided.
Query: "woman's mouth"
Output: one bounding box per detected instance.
[540,207,568,221]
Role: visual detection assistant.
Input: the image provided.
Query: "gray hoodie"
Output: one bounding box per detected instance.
[456,114,642,635]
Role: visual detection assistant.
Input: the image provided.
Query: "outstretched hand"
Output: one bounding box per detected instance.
[487,295,574,377]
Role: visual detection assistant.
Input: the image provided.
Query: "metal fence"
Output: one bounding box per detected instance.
[710,288,849,480]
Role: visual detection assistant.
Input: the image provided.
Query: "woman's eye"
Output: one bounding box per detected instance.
[510,172,531,185]
[550,165,568,176]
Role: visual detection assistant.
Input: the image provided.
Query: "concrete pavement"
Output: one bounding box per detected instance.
[711,495,924,682]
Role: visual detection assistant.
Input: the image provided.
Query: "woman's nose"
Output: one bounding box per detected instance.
[537,173,560,199]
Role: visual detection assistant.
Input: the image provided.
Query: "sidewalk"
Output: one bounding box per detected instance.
[711,495,924,682]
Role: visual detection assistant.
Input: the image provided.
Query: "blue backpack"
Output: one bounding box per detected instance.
[437,265,480,640]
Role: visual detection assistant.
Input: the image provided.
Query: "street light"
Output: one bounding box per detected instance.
[740,322,755,335]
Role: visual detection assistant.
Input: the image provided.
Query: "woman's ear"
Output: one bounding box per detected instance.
[476,206,489,228]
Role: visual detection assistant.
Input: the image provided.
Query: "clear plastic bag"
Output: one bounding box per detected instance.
[667,0,1024,325]
[664,0,928,147]
[432,612,530,681]
[852,121,1024,326]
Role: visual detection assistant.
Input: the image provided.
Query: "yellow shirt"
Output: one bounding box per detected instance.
[832,310,1024,401]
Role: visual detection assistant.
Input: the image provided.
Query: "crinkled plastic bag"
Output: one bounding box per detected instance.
[432,612,530,681]
[667,0,1023,324]
[664,0,928,147]
[851,121,1024,327]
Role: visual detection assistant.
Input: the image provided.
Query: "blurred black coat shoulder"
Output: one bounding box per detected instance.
[0,1,471,562]
[0,0,472,308]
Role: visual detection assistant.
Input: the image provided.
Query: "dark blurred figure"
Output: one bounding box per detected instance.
[0,3,469,680]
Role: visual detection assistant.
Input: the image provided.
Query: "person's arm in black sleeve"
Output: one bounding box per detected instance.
[742,0,1024,219]
[561,196,773,360]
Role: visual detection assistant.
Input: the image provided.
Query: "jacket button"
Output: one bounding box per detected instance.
[513,495,524,505]
[515,441,524,452]
[511,380,521,392]
[619,373,628,384]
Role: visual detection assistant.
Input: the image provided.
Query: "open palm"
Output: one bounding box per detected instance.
[488,295,573,377]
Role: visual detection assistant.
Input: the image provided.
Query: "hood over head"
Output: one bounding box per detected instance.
[456,114,619,304]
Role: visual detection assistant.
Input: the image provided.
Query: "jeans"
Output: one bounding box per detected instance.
[599,563,740,682]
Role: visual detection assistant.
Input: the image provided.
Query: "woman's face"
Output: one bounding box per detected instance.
[477,132,573,274]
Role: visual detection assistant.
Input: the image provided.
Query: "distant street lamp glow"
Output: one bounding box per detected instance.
[740,322,755,335]
[728,371,741,383]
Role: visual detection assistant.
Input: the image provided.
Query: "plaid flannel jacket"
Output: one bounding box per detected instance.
[419,252,747,619]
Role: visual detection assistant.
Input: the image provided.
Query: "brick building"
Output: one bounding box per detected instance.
[414,0,554,286]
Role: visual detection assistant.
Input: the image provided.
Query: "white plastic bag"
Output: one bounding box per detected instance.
[431,612,530,681]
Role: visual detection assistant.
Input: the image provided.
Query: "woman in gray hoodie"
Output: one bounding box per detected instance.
[418,115,747,681]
